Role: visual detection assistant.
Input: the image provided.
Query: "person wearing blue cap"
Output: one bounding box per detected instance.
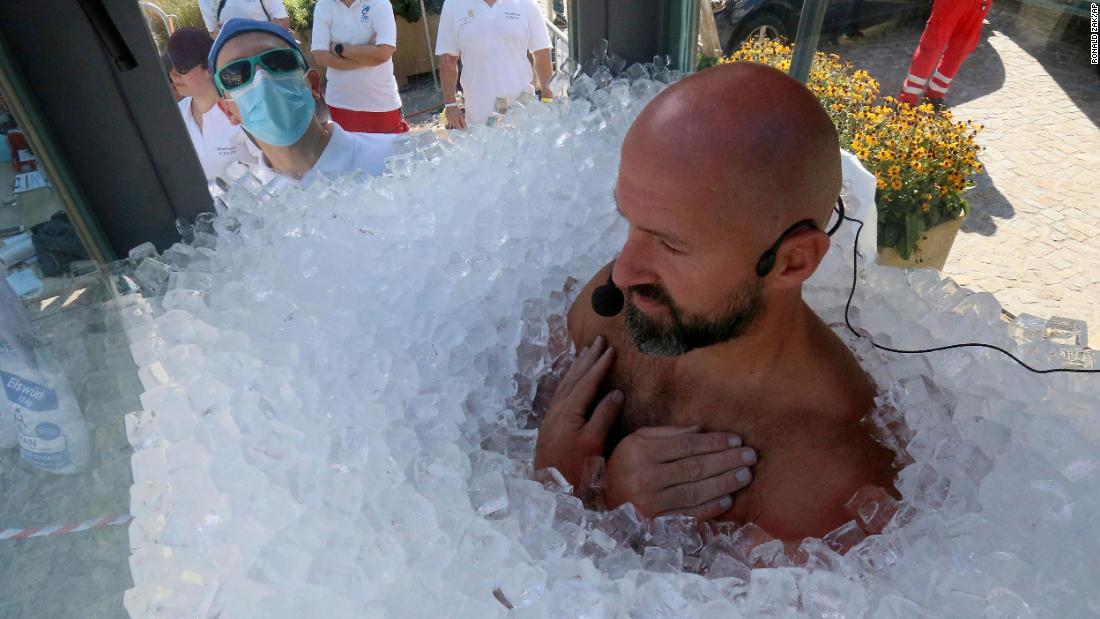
[209,18,398,184]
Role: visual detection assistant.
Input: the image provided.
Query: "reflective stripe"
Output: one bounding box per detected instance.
[926,81,949,94]
[932,70,953,85]
[902,84,925,95]
[906,73,928,86]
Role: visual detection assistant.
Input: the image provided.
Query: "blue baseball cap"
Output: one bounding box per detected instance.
[207,18,306,73]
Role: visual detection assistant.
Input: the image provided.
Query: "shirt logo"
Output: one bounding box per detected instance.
[361,4,371,22]
[505,11,521,19]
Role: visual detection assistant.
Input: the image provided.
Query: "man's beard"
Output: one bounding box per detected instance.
[624,280,764,357]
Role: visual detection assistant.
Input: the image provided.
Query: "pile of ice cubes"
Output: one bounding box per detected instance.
[119,63,1100,617]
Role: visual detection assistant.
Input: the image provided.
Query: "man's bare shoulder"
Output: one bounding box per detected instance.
[804,314,879,421]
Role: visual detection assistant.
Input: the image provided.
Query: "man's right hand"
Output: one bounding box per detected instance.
[444,107,467,130]
[605,425,756,521]
[534,335,621,489]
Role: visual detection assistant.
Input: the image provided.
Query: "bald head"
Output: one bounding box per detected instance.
[622,62,841,232]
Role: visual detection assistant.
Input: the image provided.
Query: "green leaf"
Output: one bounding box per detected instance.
[900,213,926,260]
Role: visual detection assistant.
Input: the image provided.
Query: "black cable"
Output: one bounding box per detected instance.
[841,214,1099,374]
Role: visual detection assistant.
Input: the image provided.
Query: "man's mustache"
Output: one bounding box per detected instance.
[629,284,675,308]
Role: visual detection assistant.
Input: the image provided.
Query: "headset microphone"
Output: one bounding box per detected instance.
[591,264,625,317]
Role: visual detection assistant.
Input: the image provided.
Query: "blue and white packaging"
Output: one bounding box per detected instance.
[3,354,91,474]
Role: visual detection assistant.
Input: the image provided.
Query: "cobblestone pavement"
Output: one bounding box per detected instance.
[822,0,1100,335]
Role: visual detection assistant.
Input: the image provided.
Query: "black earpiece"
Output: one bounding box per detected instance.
[755,220,816,277]
[755,198,847,278]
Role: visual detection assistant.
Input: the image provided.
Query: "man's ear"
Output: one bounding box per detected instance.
[216,98,241,126]
[306,68,323,99]
[772,230,831,289]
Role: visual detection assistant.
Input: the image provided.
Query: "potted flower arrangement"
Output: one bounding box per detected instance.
[723,40,984,269]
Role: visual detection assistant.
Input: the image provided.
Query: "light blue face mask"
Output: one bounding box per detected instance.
[230,69,316,147]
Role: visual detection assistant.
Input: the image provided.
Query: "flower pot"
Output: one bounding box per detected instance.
[877,215,964,270]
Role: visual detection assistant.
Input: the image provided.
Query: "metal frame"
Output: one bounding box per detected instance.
[139,1,177,40]
[789,0,830,83]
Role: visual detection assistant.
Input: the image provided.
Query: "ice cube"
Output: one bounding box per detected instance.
[1045,316,1087,347]
[641,546,683,573]
[129,242,158,261]
[596,502,645,546]
[496,563,547,610]
[745,568,801,613]
[596,546,641,579]
[705,552,751,582]
[749,539,790,568]
[822,520,868,553]
[650,514,703,554]
[849,535,901,572]
[469,470,509,516]
[533,466,572,494]
[844,485,900,534]
[553,493,586,528]
[568,74,597,99]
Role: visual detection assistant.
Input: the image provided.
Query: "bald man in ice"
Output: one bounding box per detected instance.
[535,62,897,541]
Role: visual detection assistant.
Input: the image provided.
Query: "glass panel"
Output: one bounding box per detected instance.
[1,69,139,619]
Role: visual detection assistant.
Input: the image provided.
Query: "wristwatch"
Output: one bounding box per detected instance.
[334,43,345,58]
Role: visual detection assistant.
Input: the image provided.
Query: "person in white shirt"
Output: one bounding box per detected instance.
[200,0,291,37]
[310,0,409,134]
[435,0,554,128]
[209,19,397,184]
[167,28,257,183]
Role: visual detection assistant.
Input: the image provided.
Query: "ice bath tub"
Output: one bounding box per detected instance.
[118,79,1100,618]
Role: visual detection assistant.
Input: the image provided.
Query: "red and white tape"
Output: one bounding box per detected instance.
[0,513,132,541]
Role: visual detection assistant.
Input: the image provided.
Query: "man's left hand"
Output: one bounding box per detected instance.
[534,335,621,488]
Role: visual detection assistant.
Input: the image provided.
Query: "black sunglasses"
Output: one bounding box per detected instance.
[215,48,305,94]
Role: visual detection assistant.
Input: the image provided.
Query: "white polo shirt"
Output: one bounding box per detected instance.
[311,0,403,112]
[177,97,258,182]
[200,0,290,31]
[435,0,552,125]
[299,122,399,187]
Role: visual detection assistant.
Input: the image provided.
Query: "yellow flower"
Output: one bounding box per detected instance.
[891,178,903,191]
